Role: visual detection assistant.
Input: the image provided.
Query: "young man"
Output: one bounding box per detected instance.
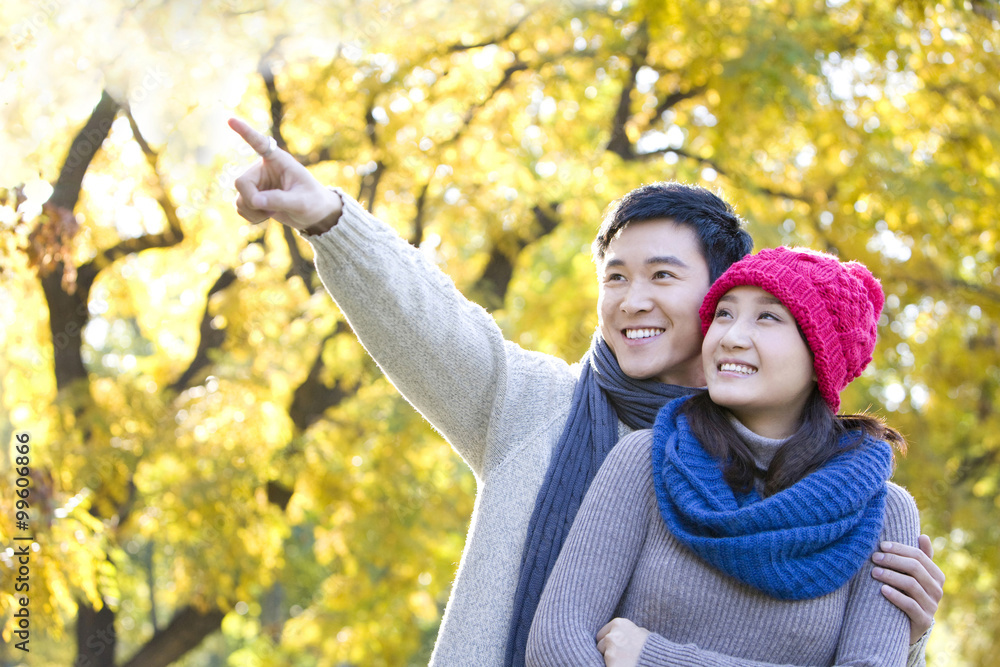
[228,118,943,666]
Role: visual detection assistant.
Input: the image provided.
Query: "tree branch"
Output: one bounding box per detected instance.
[50,91,121,210]
[256,58,320,289]
[447,13,532,52]
[473,201,562,308]
[971,0,999,21]
[124,110,184,237]
[356,102,386,211]
[410,182,431,246]
[631,145,813,203]
[169,268,238,392]
[288,323,357,431]
[296,144,348,167]
[74,110,186,297]
[299,41,592,167]
[283,224,316,288]
[606,23,649,160]
[439,59,530,149]
[120,606,226,667]
[906,276,1000,305]
[260,45,289,152]
[652,86,706,120]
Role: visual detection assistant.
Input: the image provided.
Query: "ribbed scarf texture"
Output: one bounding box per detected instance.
[504,335,695,666]
[651,397,893,600]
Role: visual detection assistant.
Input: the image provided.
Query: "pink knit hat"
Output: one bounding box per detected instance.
[699,247,884,413]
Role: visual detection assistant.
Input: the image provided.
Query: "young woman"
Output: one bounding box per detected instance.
[526,247,920,666]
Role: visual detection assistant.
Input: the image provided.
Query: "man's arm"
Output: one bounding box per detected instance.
[228,118,563,476]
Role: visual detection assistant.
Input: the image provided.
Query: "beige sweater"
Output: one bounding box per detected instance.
[303,189,929,666]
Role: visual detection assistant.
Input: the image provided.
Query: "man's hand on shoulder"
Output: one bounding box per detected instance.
[872,535,945,643]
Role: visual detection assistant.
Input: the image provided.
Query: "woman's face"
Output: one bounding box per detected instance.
[702,285,816,439]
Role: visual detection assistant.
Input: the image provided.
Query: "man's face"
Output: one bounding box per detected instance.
[597,218,712,386]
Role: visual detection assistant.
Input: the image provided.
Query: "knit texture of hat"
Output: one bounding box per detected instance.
[699,247,884,413]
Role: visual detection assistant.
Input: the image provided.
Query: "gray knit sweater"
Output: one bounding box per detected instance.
[303,189,929,666]
[526,427,920,666]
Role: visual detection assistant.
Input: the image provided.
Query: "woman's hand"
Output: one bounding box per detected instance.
[228,118,342,235]
[596,618,650,667]
[872,535,945,643]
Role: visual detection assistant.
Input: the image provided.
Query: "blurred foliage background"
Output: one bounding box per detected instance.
[0,0,997,665]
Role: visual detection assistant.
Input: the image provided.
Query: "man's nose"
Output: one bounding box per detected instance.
[620,281,654,313]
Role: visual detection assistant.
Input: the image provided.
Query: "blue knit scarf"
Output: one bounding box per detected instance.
[651,397,893,600]
[504,335,696,666]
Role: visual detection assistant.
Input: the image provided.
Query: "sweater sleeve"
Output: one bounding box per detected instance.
[526,431,657,667]
[302,188,573,477]
[635,483,919,667]
[906,625,931,667]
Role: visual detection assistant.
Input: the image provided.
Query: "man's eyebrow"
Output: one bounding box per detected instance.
[604,255,690,268]
[646,255,690,268]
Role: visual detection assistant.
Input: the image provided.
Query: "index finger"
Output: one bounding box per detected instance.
[228,117,274,156]
[880,540,945,581]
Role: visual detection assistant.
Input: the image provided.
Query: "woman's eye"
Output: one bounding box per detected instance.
[759,311,779,321]
[714,308,732,319]
[653,271,676,280]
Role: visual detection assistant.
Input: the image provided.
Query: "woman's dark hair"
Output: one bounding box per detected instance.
[681,388,907,497]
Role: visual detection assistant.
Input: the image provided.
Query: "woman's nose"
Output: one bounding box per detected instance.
[719,318,752,348]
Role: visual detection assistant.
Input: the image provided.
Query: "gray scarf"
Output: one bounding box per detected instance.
[504,334,695,665]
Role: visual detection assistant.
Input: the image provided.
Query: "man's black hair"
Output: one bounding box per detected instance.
[592,182,753,282]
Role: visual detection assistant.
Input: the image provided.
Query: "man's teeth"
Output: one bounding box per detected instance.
[719,363,757,375]
[625,328,665,340]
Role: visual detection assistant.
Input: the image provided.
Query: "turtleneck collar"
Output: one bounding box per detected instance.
[727,412,789,472]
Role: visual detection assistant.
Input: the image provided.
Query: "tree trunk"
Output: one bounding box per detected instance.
[75,602,117,667]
